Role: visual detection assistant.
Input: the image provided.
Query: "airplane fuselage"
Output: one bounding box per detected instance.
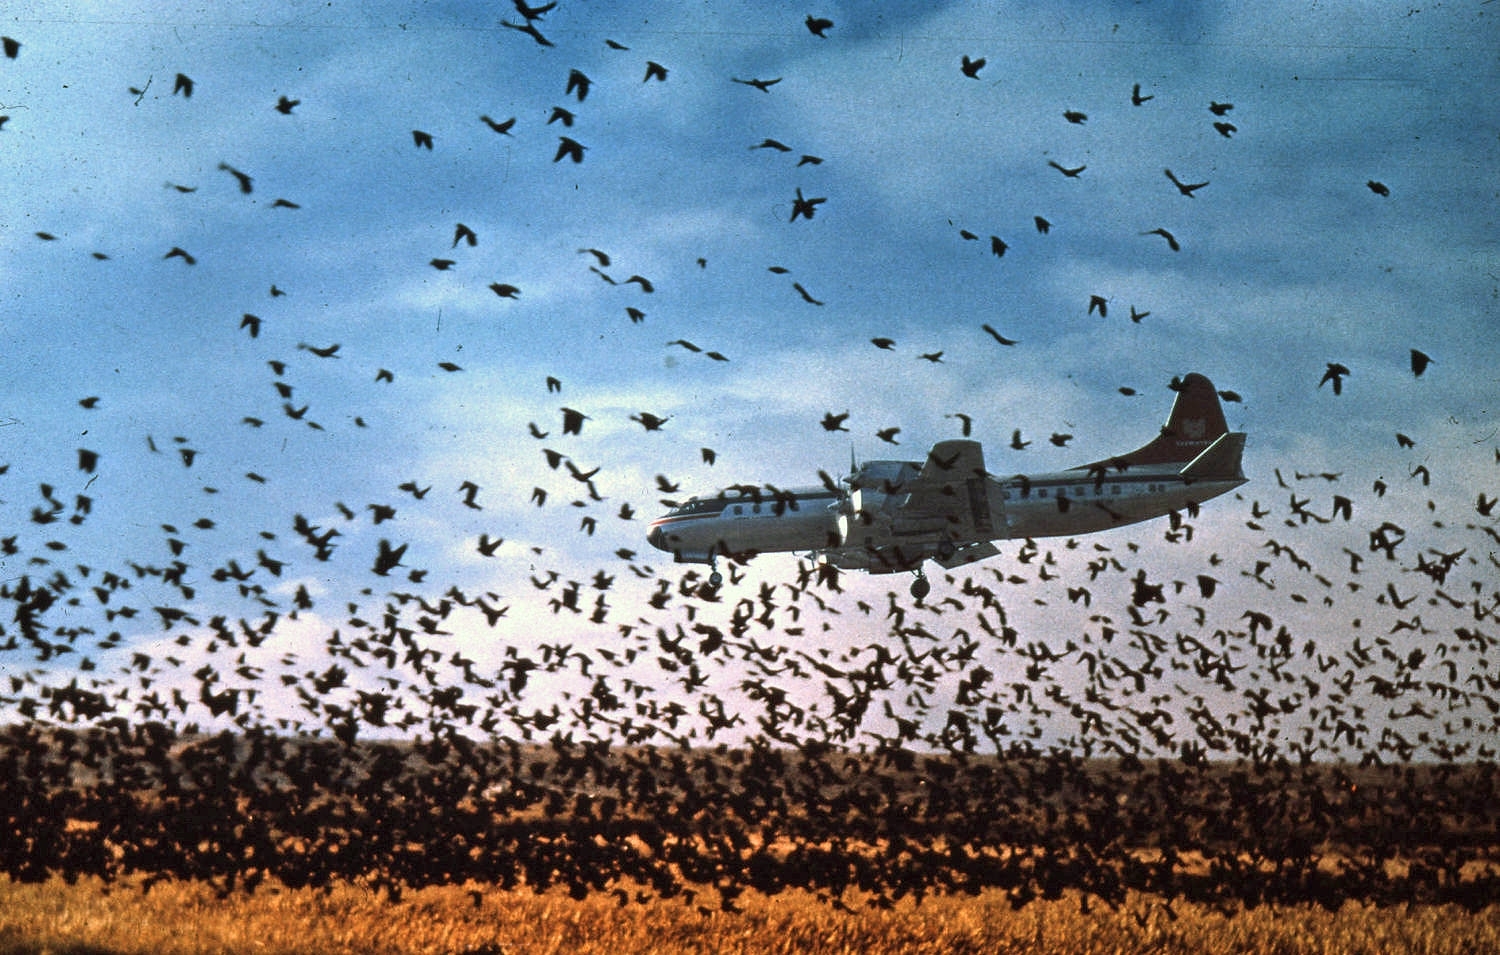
[646,373,1247,592]
[646,463,1244,573]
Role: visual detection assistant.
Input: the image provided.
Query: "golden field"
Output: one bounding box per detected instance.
[1,876,1497,955]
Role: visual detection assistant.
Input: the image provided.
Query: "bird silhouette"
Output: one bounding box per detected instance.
[960,55,985,78]
[732,77,781,92]
[1141,227,1180,251]
[480,114,516,134]
[565,69,591,101]
[981,324,1018,346]
[789,188,826,221]
[805,15,833,36]
[1164,168,1208,197]
[500,18,553,46]
[1319,362,1351,395]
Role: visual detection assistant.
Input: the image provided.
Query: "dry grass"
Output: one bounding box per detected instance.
[1,876,1497,955]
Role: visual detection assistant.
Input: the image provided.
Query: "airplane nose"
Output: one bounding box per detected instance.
[647,524,667,551]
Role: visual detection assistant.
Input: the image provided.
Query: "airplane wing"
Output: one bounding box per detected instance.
[900,439,998,542]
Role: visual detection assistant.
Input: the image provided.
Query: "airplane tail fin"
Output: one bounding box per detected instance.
[1075,373,1231,471]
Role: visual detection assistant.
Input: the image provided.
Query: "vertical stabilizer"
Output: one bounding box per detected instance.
[1074,373,1230,471]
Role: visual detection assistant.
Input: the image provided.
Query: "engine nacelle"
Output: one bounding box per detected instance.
[835,486,893,548]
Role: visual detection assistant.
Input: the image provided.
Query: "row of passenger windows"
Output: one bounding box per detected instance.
[720,484,1170,514]
[1002,483,1168,500]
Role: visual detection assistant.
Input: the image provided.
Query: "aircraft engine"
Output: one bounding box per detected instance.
[835,486,886,548]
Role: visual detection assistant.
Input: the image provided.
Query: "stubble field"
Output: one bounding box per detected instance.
[4,876,1499,955]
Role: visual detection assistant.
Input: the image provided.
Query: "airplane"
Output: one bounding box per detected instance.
[646,373,1246,600]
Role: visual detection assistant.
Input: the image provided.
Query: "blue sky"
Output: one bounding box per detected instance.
[2,2,1498,755]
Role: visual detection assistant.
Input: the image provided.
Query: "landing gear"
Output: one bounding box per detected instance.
[707,554,723,589]
[910,570,930,603]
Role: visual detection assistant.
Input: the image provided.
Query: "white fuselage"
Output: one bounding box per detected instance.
[646,464,1245,570]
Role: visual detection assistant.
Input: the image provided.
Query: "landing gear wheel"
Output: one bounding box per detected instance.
[709,570,723,588]
[910,572,930,602]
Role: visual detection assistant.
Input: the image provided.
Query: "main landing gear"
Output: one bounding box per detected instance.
[707,555,723,589]
[910,570,930,603]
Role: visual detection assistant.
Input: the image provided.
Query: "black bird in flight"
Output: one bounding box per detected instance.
[513,0,556,19]
[1319,362,1351,395]
[554,136,586,163]
[274,96,299,114]
[2,36,19,59]
[501,19,553,46]
[960,55,985,78]
[173,73,194,97]
[643,61,668,82]
[218,162,253,193]
[792,282,823,305]
[1141,227,1180,251]
[789,188,826,221]
[164,246,196,265]
[1131,83,1153,105]
[805,15,833,37]
[1209,100,1234,115]
[1367,180,1390,197]
[1410,348,1432,377]
[566,69,591,101]
[1164,168,1208,197]
[561,407,589,435]
[481,115,516,135]
[981,324,1018,345]
[412,130,433,149]
[1048,160,1085,178]
[732,77,781,92]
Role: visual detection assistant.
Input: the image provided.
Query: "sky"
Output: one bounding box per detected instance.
[1,1,1498,758]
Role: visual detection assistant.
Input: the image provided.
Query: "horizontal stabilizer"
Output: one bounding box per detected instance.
[1179,432,1246,483]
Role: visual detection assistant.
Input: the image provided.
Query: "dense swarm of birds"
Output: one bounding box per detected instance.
[1,8,1497,913]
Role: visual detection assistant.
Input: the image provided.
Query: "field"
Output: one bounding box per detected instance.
[4,727,1500,953]
[3,877,1499,955]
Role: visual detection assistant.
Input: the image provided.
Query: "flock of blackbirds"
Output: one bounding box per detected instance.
[2,6,1497,912]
